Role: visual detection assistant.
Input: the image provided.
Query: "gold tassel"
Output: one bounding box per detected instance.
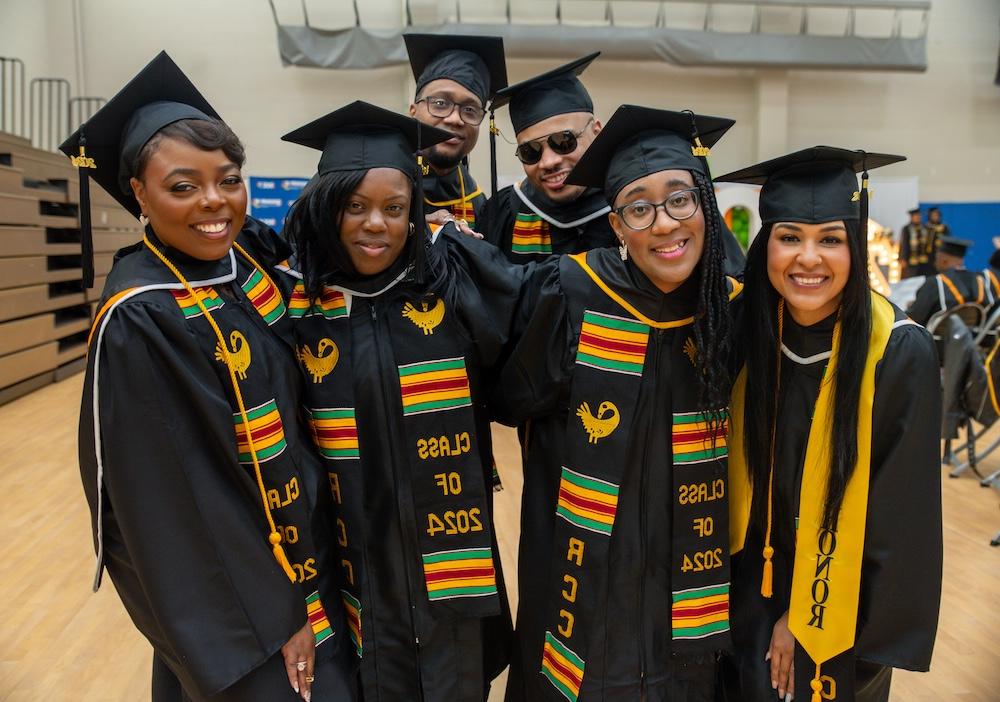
[810,663,823,702]
[761,545,774,598]
[691,136,710,157]
[270,532,297,582]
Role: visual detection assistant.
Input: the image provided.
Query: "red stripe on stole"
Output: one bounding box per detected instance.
[315,427,357,439]
[543,647,583,687]
[674,427,719,444]
[558,487,616,517]
[400,377,469,395]
[253,282,277,306]
[425,566,495,583]
[247,417,283,442]
[673,601,729,619]
[579,331,646,355]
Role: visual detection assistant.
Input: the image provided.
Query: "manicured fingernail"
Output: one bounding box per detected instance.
[304,691,311,702]
[293,682,299,693]
[772,680,777,689]
[785,693,793,702]
[765,651,771,662]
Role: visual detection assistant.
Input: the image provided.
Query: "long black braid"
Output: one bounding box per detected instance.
[691,169,735,431]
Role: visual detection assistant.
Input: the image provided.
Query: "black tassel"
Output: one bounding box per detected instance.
[859,154,870,244]
[76,132,95,288]
[489,108,498,198]
[413,124,427,286]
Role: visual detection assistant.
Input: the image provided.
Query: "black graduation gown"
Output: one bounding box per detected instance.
[906,268,990,325]
[79,218,356,701]
[478,180,616,264]
[494,249,736,702]
[898,223,935,278]
[726,305,942,702]
[423,160,488,230]
[286,228,524,702]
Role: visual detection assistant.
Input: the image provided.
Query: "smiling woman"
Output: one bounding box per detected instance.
[63,52,357,702]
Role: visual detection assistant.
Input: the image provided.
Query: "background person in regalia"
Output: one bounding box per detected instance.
[717,147,942,702]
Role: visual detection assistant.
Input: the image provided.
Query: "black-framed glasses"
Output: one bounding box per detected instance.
[514,119,594,165]
[415,95,486,125]
[615,188,701,230]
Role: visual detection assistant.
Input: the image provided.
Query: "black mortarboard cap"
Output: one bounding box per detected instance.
[714,146,905,225]
[59,51,219,287]
[565,105,734,203]
[404,33,507,106]
[908,207,921,215]
[492,52,600,134]
[281,100,453,179]
[937,236,972,258]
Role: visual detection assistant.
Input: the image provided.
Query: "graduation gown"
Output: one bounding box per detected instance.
[493,248,739,702]
[284,226,523,702]
[79,218,356,701]
[726,303,942,702]
[898,223,934,278]
[478,180,616,263]
[423,160,487,230]
[906,268,995,325]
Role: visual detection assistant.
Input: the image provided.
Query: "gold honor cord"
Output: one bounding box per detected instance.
[143,235,297,582]
[760,297,784,599]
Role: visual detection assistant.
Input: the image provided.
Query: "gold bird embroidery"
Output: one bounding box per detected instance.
[577,401,620,444]
[683,337,698,366]
[214,330,251,380]
[402,297,445,335]
[298,338,339,384]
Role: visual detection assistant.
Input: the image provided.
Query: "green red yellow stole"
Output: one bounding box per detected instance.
[292,281,500,657]
[540,254,732,702]
[729,292,895,702]
[157,244,333,647]
[511,213,553,256]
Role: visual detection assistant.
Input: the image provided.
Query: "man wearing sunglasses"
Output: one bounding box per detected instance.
[405,33,507,234]
[480,53,619,262]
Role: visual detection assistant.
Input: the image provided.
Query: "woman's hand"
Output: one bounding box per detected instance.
[425,209,483,239]
[281,622,316,701]
[767,611,795,701]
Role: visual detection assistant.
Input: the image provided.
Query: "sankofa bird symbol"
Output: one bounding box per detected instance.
[577,400,620,444]
[299,338,339,383]
[402,297,445,335]
[214,330,251,380]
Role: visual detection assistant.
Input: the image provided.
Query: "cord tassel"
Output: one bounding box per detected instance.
[810,663,823,702]
[762,298,784,599]
[270,532,298,582]
[73,133,96,288]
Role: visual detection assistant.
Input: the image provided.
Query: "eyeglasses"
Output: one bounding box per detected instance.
[415,96,486,125]
[615,188,701,230]
[514,119,594,165]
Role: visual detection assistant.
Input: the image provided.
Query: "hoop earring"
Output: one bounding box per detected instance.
[139,214,149,227]
[618,240,628,261]
[409,222,416,237]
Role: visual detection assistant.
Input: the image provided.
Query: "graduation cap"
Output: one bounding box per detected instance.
[565,104,735,203]
[404,33,507,106]
[282,101,455,283]
[281,100,454,180]
[492,52,600,135]
[59,51,219,287]
[937,236,972,258]
[713,146,905,227]
[908,207,921,216]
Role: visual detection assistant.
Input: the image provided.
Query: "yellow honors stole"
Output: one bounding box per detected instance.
[729,292,895,701]
[539,253,733,702]
[293,283,500,649]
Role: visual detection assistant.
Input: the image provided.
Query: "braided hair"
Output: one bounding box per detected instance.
[691,169,735,429]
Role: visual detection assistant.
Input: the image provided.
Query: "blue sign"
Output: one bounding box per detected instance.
[249,176,309,232]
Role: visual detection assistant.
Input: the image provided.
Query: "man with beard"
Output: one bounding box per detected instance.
[405,33,507,233]
[478,54,618,263]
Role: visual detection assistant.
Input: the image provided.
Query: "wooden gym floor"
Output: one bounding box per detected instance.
[0,373,997,701]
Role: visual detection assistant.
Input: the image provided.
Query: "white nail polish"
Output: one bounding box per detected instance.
[293,682,299,694]
[765,651,771,662]
[785,693,793,702]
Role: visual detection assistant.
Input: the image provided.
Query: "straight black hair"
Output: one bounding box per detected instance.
[740,218,872,530]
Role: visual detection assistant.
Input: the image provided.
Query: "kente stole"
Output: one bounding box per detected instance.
[540,254,732,702]
[291,282,500,657]
[729,292,894,702]
[165,250,334,647]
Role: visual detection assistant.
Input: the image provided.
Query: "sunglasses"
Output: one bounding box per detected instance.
[514,119,594,165]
